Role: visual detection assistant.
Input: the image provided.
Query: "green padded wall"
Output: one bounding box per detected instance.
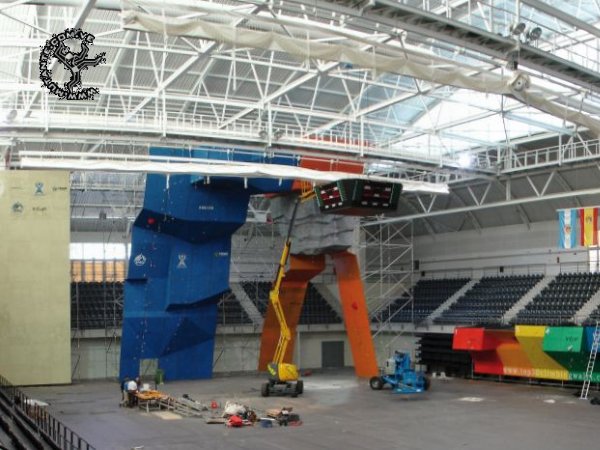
[543,327,600,382]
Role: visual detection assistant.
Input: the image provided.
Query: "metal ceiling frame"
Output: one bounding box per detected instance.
[2,0,600,232]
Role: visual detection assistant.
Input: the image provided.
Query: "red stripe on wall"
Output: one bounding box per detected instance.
[580,208,585,246]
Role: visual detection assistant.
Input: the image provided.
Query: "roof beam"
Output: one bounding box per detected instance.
[219,69,320,129]
[554,170,582,208]
[503,112,574,135]
[522,0,600,39]
[219,35,394,130]
[364,0,600,89]
[124,4,262,121]
[8,85,354,121]
[124,54,202,121]
[496,178,531,229]
[450,189,482,232]
[400,196,437,238]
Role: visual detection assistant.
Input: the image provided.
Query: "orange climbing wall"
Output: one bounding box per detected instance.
[489,330,534,378]
[515,325,569,381]
[332,251,379,378]
[258,255,325,371]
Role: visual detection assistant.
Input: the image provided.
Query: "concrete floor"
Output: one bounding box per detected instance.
[24,372,599,450]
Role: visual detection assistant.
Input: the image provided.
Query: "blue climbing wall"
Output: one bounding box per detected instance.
[120,147,296,380]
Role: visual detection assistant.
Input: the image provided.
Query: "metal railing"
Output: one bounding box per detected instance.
[0,374,95,450]
[503,138,600,173]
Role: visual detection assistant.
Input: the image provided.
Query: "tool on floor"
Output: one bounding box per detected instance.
[369,351,430,394]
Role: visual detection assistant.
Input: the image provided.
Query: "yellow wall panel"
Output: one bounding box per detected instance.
[515,325,569,381]
[0,171,71,385]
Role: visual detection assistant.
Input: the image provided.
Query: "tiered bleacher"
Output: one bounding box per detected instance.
[300,284,342,324]
[71,282,124,329]
[513,272,600,325]
[72,282,254,328]
[417,333,471,377]
[216,291,252,325]
[242,281,271,315]
[241,281,342,324]
[375,278,470,323]
[435,274,543,325]
[584,304,600,325]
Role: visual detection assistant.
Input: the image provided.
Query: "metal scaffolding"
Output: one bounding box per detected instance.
[359,219,415,359]
[360,219,414,326]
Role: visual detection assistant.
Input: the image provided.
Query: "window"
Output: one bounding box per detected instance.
[70,243,84,259]
[70,243,128,260]
[71,260,127,282]
[82,243,104,260]
[589,247,599,273]
[105,243,127,259]
[70,242,129,281]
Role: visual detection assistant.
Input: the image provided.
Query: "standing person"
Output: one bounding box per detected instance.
[120,377,130,407]
[126,377,138,407]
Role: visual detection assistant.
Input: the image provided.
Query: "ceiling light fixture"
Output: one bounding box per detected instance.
[527,27,542,42]
[510,22,526,36]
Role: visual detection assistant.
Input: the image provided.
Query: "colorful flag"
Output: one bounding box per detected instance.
[558,209,578,248]
[579,207,598,247]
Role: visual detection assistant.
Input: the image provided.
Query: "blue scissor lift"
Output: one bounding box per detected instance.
[369,351,431,394]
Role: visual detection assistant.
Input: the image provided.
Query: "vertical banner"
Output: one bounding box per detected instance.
[579,207,598,247]
[558,209,578,249]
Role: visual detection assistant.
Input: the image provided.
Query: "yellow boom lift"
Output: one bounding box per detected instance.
[261,194,309,397]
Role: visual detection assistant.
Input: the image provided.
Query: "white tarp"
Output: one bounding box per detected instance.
[19,155,449,194]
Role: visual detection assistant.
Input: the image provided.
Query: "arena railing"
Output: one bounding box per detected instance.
[0,374,95,450]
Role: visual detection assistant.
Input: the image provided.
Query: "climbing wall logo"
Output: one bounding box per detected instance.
[39,28,106,100]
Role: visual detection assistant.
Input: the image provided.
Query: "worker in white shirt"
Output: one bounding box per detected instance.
[126,377,139,407]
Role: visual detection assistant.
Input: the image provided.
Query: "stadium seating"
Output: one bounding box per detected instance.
[513,272,600,325]
[435,274,543,325]
[375,278,470,323]
[242,281,271,315]
[71,282,124,330]
[241,281,342,324]
[216,291,252,325]
[72,282,254,328]
[584,305,600,325]
[417,333,471,377]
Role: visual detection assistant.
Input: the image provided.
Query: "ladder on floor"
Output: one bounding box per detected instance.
[580,321,600,400]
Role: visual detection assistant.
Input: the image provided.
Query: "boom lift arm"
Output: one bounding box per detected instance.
[261,193,312,396]
[270,196,300,365]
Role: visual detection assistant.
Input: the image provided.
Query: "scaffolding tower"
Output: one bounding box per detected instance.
[360,219,414,358]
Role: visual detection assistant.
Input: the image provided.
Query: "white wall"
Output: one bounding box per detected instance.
[71,330,419,380]
[1,171,71,385]
[414,220,589,278]
[72,338,120,380]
